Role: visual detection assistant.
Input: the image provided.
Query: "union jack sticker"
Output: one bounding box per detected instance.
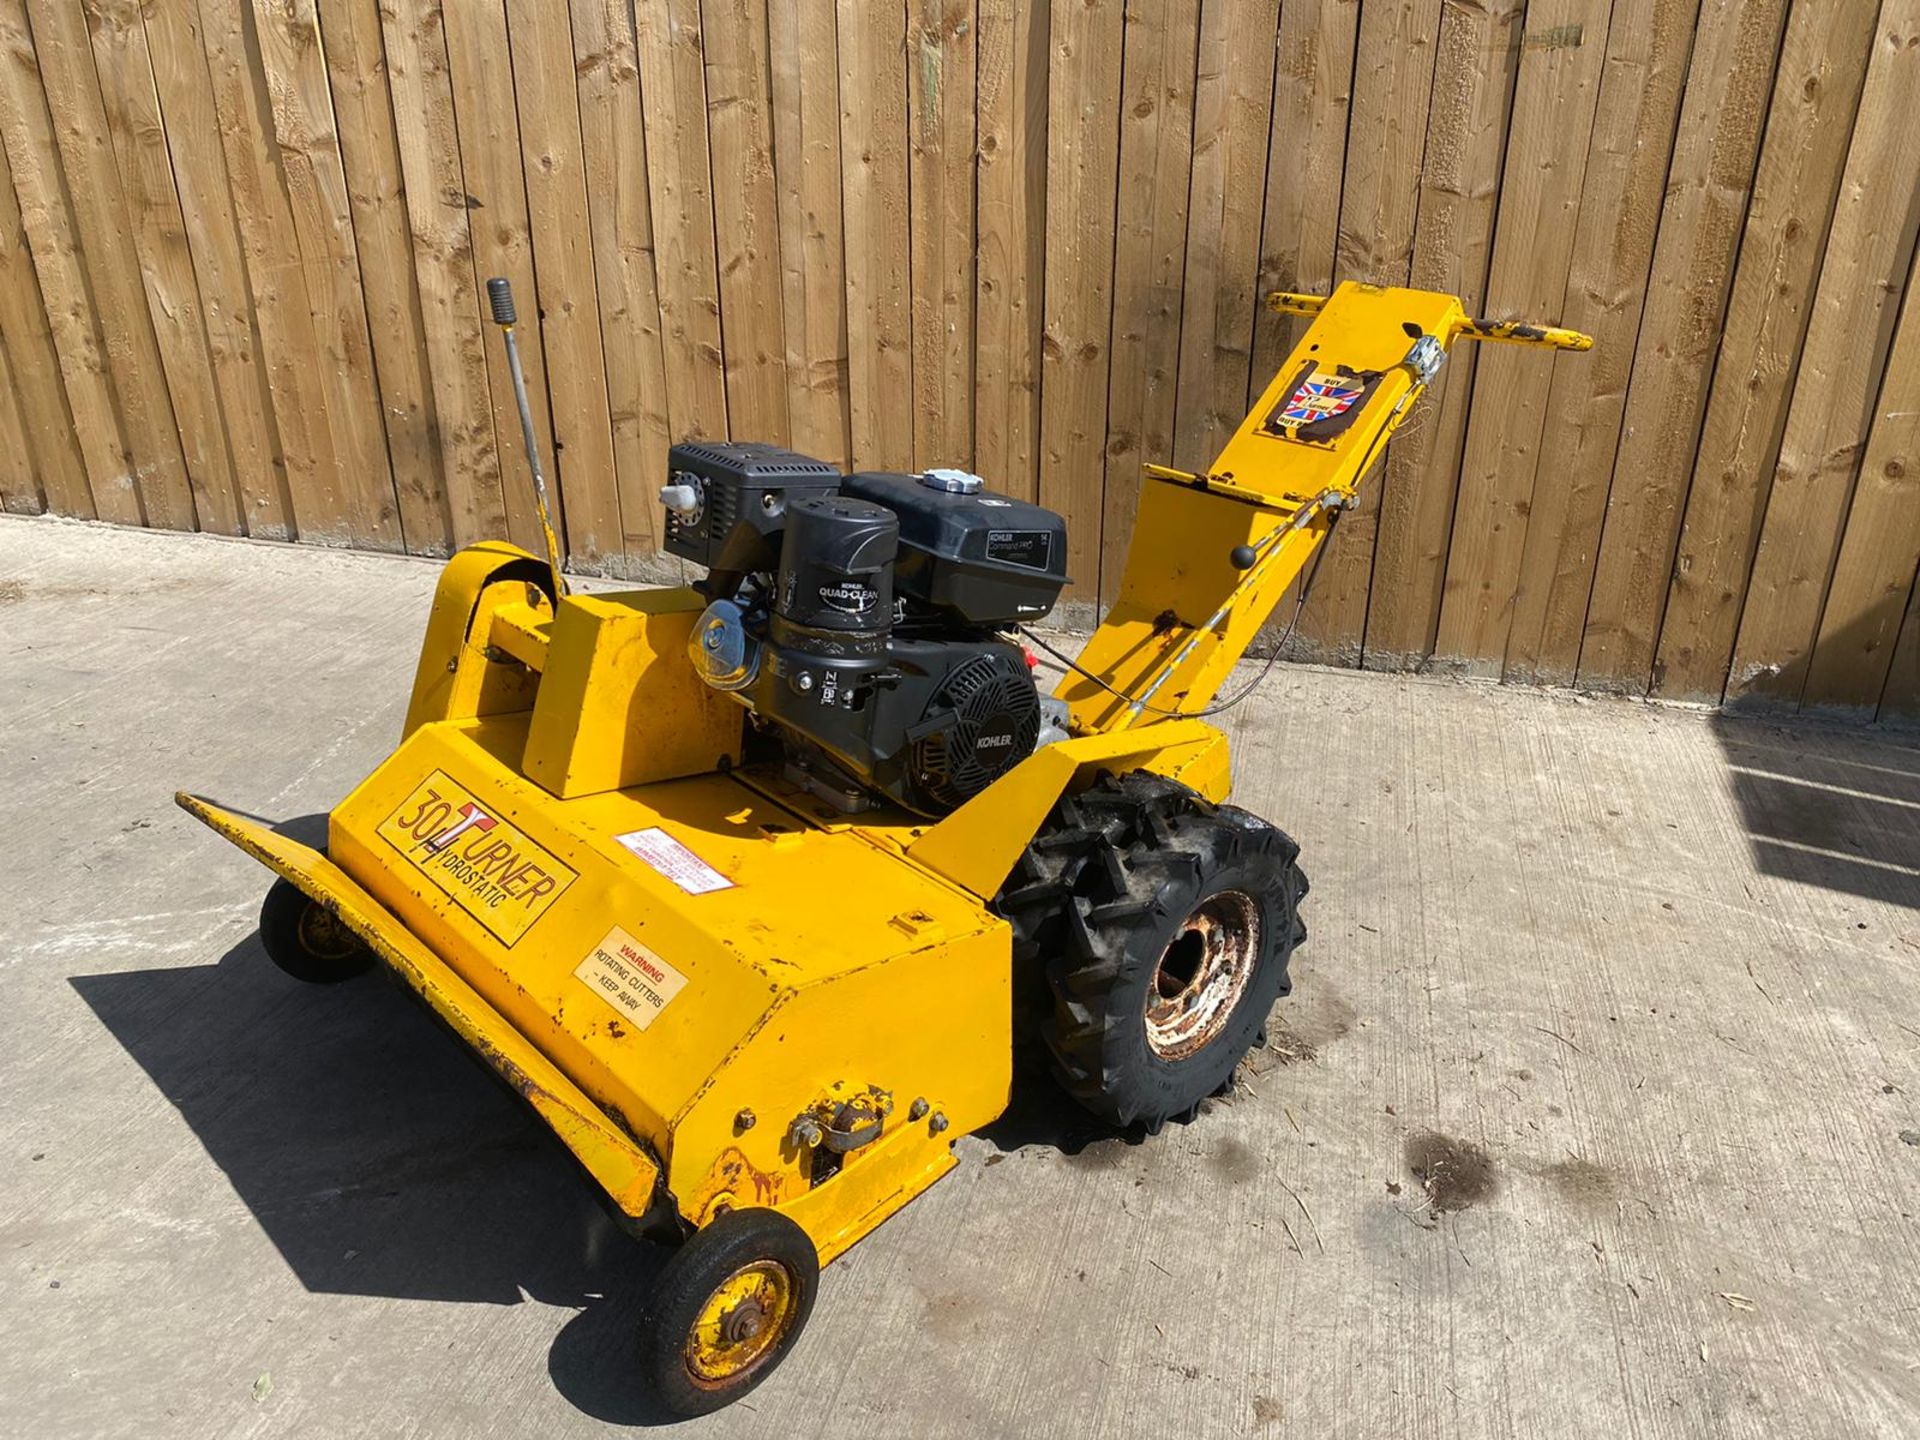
[1279,372,1364,427]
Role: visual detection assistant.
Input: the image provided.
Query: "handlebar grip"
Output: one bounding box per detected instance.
[486,277,517,327]
[1456,315,1593,352]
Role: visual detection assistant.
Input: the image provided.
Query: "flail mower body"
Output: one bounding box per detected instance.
[181,282,1587,1414]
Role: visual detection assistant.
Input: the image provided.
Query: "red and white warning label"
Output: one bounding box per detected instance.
[574,926,688,1031]
[614,826,734,895]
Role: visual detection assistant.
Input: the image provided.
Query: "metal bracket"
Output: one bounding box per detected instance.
[1402,333,1446,386]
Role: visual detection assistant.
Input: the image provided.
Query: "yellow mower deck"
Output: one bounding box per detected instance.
[183,714,1027,1263]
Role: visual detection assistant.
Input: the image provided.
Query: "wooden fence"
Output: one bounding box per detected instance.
[0,0,1915,721]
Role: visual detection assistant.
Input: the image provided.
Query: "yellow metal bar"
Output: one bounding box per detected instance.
[1451,313,1594,352]
[1270,289,1592,351]
[1266,290,1327,319]
[487,601,551,672]
[174,791,665,1219]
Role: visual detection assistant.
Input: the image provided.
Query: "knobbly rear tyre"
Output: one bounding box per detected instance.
[997,772,1307,1130]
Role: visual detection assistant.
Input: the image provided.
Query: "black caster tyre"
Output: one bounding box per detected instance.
[638,1208,819,1417]
[998,772,1307,1131]
[258,877,375,984]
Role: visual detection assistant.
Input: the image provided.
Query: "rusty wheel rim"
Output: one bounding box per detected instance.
[684,1260,799,1387]
[1144,890,1261,1060]
[295,902,359,962]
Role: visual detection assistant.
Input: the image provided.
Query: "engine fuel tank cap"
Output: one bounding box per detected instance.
[920,467,985,495]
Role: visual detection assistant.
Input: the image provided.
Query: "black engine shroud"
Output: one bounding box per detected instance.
[664,441,1069,816]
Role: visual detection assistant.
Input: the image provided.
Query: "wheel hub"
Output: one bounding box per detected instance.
[295,901,360,962]
[1144,889,1261,1060]
[684,1260,797,1385]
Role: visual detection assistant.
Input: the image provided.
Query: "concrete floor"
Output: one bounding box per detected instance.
[3,514,1919,1439]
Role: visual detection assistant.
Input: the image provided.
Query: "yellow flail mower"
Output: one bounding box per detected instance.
[181,280,1587,1415]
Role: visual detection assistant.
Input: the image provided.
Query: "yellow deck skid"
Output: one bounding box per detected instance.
[175,791,665,1219]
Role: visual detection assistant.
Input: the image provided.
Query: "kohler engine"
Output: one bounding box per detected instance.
[661,441,1069,817]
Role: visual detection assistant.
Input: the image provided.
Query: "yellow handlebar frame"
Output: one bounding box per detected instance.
[1266,289,1593,352]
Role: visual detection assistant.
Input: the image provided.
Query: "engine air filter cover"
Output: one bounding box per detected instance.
[841,471,1067,626]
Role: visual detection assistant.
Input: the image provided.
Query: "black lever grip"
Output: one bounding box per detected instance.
[1229,544,1257,571]
[486,277,516,326]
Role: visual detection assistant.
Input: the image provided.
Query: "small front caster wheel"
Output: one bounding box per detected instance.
[638,1208,819,1417]
[258,877,374,984]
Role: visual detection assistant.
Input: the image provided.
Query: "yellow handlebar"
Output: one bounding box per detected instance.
[1451,315,1593,353]
[1265,290,1593,353]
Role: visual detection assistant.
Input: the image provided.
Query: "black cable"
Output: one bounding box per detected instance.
[1018,502,1346,721]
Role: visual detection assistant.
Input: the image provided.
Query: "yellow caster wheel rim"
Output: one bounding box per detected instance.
[685,1259,801,1384]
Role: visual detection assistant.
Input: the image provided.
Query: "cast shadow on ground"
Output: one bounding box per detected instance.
[1711,712,1920,911]
[977,1057,1146,1157]
[69,929,692,1426]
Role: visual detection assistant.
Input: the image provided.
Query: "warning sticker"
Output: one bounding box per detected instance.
[575,926,688,1031]
[615,826,734,894]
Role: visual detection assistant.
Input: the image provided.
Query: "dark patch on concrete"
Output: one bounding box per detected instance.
[1901,1130,1920,1147]
[1260,983,1358,1067]
[1404,1131,1498,1213]
[922,1290,989,1342]
[1264,1022,1318,1065]
[1253,1395,1285,1425]
[1541,1156,1616,1207]
[1063,1137,1132,1172]
[1208,1137,1261,1185]
[0,579,22,604]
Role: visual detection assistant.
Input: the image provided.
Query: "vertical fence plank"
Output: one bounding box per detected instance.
[442,0,558,556]
[379,0,508,550]
[637,0,729,448]
[0,112,89,516]
[0,337,38,511]
[319,0,448,556]
[1726,3,1920,707]
[574,0,672,555]
[1293,0,1441,662]
[1802,243,1920,712]
[973,0,1044,501]
[1650,0,1880,702]
[703,0,789,444]
[769,0,849,469]
[1502,0,1700,687]
[1171,0,1281,475]
[85,0,242,536]
[1101,0,1199,603]
[907,0,974,470]
[1575,0,1791,691]
[0,0,132,523]
[248,0,402,548]
[503,0,623,570]
[1038,0,1124,598]
[838,0,911,470]
[1248,0,1357,402]
[141,0,289,539]
[19,0,192,529]
[1362,0,1523,668]
[198,0,345,544]
[1434,0,1613,676]
[1879,569,1920,721]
